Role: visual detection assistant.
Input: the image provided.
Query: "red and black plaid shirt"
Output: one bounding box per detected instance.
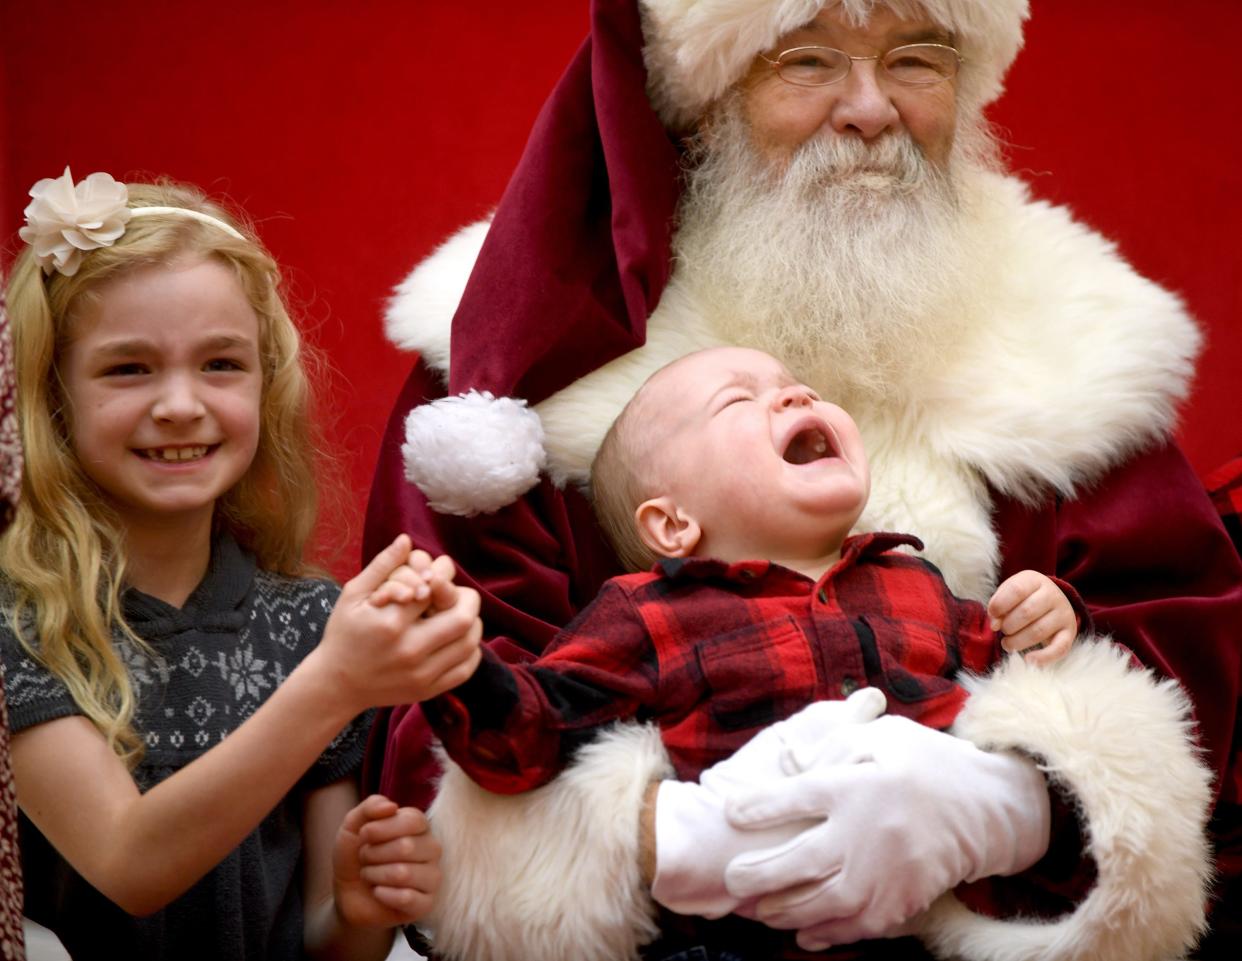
[426,532,1033,793]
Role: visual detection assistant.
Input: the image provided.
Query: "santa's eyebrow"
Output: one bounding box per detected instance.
[892,27,956,45]
[787,22,955,48]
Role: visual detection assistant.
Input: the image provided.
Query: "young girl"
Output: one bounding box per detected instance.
[0,169,482,959]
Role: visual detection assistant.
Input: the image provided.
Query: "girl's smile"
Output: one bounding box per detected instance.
[134,444,216,463]
[59,256,262,537]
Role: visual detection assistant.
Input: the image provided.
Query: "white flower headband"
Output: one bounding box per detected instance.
[18,167,245,278]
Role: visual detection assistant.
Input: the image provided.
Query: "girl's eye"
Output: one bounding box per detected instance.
[102,363,148,377]
[204,358,244,372]
[721,393,753,408]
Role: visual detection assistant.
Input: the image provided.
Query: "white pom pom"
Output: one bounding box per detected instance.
[402,390,548,516]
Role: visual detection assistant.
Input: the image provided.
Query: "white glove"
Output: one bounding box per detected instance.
[652,688,888,919]
[722,715,1051,951]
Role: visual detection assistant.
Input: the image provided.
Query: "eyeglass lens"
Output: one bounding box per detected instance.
[777,43,959,86]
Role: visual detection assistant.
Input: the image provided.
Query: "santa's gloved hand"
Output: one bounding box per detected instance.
[652,688,888,919]
[722,714,1051,951]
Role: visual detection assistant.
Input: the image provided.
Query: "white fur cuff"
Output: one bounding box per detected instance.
[414,642,1211,961]
[919,640,1213,961]
[420,724,674,961]
[402,390,547,516]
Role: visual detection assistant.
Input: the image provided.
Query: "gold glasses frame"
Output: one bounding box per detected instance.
[759,43,964,87]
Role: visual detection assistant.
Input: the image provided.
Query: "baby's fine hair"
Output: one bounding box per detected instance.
[589,373,670,574]
[1,178,323,765]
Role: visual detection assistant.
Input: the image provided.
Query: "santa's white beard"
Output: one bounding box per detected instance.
[673,99,994,405]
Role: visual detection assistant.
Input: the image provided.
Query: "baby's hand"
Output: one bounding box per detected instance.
[987,570,1077,667]
[368,548,444,606]
[334,794,441,927]
[370,549,461,614]
[315,535,483,710]
[368,548,432,610]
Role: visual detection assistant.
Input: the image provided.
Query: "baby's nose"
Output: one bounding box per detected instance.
[775,385,814,408]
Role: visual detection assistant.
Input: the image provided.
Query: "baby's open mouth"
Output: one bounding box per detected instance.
[782,425,836,465]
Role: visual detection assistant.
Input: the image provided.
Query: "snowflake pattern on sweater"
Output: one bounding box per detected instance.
[0,535,369,960]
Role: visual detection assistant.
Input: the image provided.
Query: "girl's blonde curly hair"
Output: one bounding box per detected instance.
[2,178,326,767]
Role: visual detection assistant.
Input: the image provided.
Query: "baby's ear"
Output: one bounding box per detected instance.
[635,496,702,558]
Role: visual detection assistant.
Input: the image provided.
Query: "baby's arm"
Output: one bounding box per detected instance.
[303,783,440,960]
[987,570,1078,666]
[425,579,661,795]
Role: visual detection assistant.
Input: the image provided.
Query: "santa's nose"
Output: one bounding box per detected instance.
[827,59,901,142]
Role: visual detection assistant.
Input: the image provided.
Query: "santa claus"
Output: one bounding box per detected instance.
[364,2,1240,959]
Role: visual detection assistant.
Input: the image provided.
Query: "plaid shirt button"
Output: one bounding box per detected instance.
[817,587,828,603]
[841,676,859,696]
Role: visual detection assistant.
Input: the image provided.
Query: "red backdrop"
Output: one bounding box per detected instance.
[3,1,1239,581]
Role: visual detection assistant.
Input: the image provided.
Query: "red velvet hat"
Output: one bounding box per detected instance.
[396,0,1029,516]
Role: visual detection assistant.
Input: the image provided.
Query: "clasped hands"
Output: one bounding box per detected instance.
[653,688,1051,951]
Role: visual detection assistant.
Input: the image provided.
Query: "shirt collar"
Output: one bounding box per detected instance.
[655,531,924,585]
[122,530,255,633]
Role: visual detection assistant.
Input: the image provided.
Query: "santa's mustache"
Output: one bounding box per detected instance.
[787,130,936,194]
[672,96,986,404]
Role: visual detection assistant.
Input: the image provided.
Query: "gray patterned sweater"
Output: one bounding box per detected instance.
[0,534,370,960]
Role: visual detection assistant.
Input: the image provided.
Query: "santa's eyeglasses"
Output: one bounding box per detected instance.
[759,43,962,87]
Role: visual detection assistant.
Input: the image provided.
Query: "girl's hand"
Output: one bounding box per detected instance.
[987,570,1077,666]
[312,535,483,711]
[333,794,441,927]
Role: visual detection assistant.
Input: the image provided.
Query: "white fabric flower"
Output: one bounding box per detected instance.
[18,167,131,276]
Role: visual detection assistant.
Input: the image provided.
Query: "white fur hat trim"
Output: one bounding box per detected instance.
[402,391,547,517]
[640,0,1029,130]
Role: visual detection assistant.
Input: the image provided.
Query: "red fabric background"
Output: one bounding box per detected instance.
[2,1,1238,581]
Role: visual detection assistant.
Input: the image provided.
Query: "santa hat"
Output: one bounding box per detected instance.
[399,0,1029,516]
[642,0,1029,131]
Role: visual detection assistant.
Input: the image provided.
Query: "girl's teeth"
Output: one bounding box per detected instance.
[147,447,208,461]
